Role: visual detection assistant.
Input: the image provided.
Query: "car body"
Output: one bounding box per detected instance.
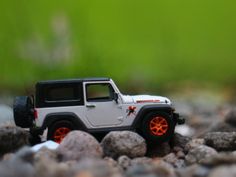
[13,77,184,143]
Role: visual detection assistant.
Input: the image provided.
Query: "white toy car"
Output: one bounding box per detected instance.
[13,78,184,143]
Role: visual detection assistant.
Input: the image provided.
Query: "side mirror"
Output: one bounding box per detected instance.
[114,92,119,103]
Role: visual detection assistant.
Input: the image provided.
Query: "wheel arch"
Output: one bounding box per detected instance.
[42,112,87,131]
[132,105,174,129]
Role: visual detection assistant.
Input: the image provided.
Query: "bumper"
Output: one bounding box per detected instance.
[173,113,185,125]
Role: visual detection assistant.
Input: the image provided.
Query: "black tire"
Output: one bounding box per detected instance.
[47,120,75,143]
[142,112,175,143]
[13,96,34,128]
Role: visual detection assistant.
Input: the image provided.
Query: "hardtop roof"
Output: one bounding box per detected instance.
[36,77,111,85]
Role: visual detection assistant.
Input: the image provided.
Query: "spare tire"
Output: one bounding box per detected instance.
[13,96,34,128]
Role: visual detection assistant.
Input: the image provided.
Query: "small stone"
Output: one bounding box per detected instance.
[176,164,210,177]
[225,108,236,126]
[117,155,131,170]
[176,151,185,159]
[131,157,152,166]
[34,147,59,162]
[0,155,35,177]
[208,165,236,177]
[71,158,123,177]
[169,133,191,149]
[147,142,171,157]
[184,138,205,153]
[185,145,217,165]
[101,131,146,159]
[125,164,157,177]
[0,126,29,156]
[201,152,236,167]
[12,146,35,164]
[163,153,185,168]
[204,132,236,151]
[57,131,103,161]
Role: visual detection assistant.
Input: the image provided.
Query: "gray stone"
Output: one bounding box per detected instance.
[204,132,236,151]
[184,138,205,153]
[225,108,236,126]
[208,165,236,177]
[201,152,236,167]
[34,147,59,162]
[71,158,123,177]
[125,164,157,177]
[147,142,171,157]
[176,164,210,177]
[57,130,103,161]
[0,125,29,156]
[0,158,35,177]
[131,157,152,166]
[185,145,217,165]
[170,133,191,149]
[118,155,131,170]
[101,131,146,159]
[163,153,186,168]
[152,160,177,177]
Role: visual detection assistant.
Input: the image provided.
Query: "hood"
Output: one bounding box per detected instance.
[121,94,172,105]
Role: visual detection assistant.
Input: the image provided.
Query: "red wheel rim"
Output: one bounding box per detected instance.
[53,127,71,143]
[149,116,168,136]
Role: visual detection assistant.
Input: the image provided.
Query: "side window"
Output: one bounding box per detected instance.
[86,83,114,102]
[37,83,84,107]
[45,85,78,102]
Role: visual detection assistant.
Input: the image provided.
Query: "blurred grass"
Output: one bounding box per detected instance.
[0,0,235,92]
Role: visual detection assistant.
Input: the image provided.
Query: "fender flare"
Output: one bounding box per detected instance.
[131,105,174,129]
[42,112,87,131]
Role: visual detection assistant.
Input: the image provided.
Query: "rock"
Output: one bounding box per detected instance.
[0,125,29,156]
[34,155,71,177]
[12,146,35,164]
[131,157,152,166]
[34,147,59,162]
[208,165,236,177]
[0,158,35,177]
[204,132,236,151]
[101,131,146,159]
[163,153,185,168]
[184,138,205,153]
[185,145,217,165]
[176,151,185,159]
[225,108,236,126]
[176,164,210,177]
[57,131,103,161]
[147,142,171,157]
[71,158,123,177]
[169,133,191,149]
[125,164,157,177]
[201,153,236,167]
[152,160,177,177]
[117,155,131,170]
[205,121,236,133]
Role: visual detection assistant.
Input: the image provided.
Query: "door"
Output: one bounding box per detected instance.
[84,82,124,127]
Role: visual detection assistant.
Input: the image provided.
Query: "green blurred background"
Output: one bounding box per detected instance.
[0,0,235,96]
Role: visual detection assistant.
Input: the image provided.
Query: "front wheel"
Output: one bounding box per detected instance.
[47,120,75,143]
[142,112,175,143]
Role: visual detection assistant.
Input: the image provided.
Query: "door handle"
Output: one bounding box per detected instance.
[86,103,96,108]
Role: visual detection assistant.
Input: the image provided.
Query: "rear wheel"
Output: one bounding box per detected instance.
[142,112,175,143]
[47,120,75,143]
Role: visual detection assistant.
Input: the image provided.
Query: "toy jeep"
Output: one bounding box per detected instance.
[13,78,184,143]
